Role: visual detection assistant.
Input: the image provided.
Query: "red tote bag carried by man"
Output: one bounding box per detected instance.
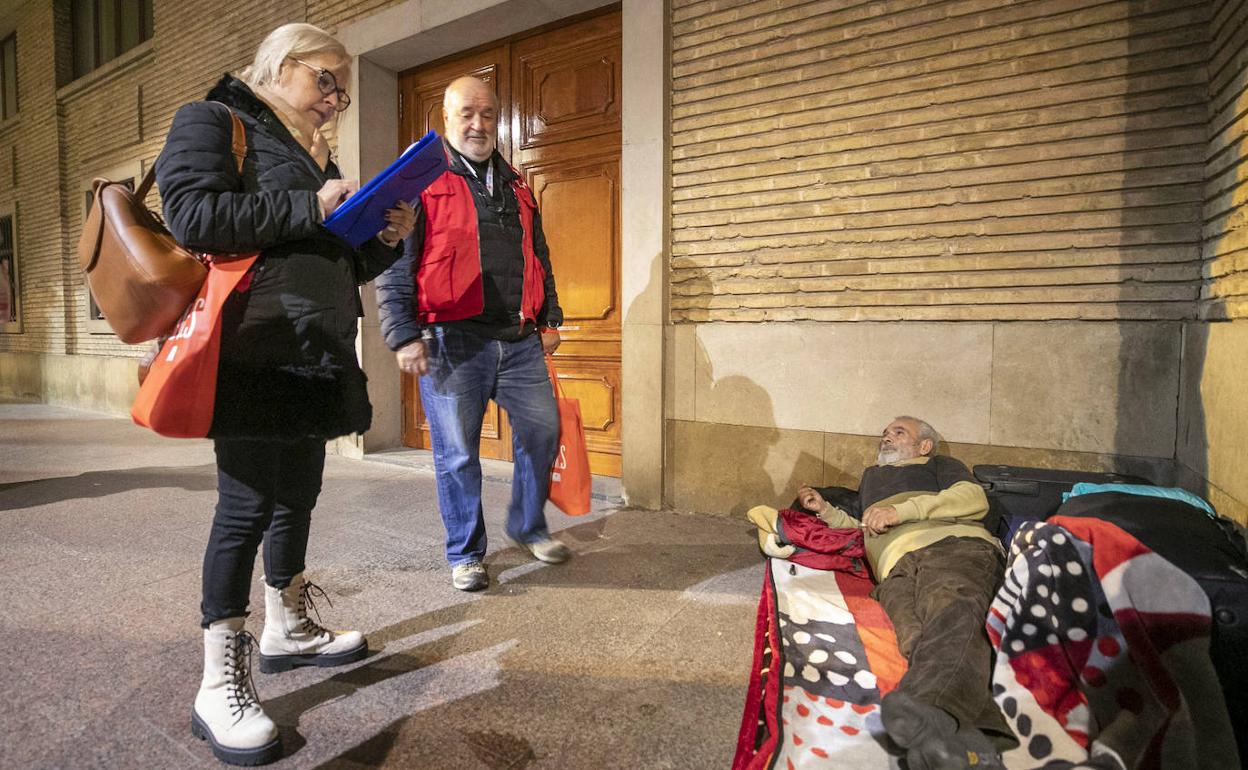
[545,355,592,516]
[131,255,257,438]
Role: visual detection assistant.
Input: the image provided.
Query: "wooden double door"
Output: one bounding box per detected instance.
[397,9,623,477]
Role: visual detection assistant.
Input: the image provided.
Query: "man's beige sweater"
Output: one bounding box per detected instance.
[819,456,999,580]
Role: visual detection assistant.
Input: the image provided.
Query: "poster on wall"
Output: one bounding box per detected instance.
[0,205,18,332]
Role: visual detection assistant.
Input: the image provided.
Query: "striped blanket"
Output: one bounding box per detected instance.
[733,560,907,769]
[736,513,1241,769]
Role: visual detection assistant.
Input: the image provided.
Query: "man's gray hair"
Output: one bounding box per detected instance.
[895,415,941,454]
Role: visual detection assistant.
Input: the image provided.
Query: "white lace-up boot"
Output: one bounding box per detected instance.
[258,572,367,673]
[191,618,281,766]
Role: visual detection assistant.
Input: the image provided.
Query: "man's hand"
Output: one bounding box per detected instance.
[796,485,830,515]
[861,504,900,536]
[395,339,429,376]
[317,179,359,218]
[540,328,561,355]
[379,201,416,246]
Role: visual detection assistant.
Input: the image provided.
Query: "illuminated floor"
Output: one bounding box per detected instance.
[0,402,761,769]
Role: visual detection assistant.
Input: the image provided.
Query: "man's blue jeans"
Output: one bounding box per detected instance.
[419,325,561,566]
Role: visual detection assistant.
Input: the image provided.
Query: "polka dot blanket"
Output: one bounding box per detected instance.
[987,517,1240,769]
[733,560,908,769]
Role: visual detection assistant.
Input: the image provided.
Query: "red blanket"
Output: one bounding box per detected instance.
[733,560,907,769]
[988,517,1240,769]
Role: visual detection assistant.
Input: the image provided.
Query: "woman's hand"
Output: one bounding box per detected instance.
[379,201,417,246]
[317,179,359,218]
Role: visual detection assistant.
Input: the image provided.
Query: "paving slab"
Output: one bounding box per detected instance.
[0,402,762,769]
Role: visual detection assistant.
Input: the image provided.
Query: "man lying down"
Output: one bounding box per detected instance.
[749,416,1017,770]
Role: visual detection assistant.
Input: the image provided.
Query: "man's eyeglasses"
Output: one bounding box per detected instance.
[289,58,351,112]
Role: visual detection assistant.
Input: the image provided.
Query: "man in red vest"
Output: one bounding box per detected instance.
[376,76,569,592]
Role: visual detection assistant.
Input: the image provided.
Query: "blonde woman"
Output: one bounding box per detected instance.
[155,23,415,765]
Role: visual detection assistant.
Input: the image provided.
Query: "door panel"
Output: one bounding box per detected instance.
[524,152,622,474]
[528,161,617,321]
[512,12,622,477]
[514,39,620,149]
[399,47,512,460]
[556,362,622,477]
[397,9,622,476]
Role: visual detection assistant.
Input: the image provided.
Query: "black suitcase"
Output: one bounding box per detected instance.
[1056,492,1248,761]
[972,464,1151,548]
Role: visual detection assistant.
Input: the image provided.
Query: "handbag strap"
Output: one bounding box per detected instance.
[135,102,246,200]
[546,355,565,400]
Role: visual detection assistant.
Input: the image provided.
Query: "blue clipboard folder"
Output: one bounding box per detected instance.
[324,130,447,248]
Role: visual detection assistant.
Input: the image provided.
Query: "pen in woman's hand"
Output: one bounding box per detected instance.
[316,179,359,218]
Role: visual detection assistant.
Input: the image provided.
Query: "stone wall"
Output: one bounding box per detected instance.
[0,0,373,409]
[664,0,1216,514]
[0,2,68,356]
[1201,0,1248,320]
[670,0,1208,323]
[1176,0,1248,525]
[2,0,1245,522]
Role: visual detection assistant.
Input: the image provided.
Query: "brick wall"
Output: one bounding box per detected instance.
[0,0,323,363]
[65,0,303,357]
[1203,0,1248,315]
[670,0,1211,323]
[1168,0,1248,526]
[0,2,65,354]
[308,0,408,33]
[4,0,1219,350]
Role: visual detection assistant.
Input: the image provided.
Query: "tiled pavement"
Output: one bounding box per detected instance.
[0,402,763,769]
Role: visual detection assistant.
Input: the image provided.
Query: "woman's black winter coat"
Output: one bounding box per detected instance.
[155,75,400,440]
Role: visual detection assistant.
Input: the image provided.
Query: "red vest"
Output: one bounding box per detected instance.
[414,168,547,325]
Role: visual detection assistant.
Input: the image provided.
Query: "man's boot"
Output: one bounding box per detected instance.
[882,692,1005,770]
[191,618,281,766]
[258,572,367,673]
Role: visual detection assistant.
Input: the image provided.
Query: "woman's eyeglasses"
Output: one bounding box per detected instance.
[289,58,351,112]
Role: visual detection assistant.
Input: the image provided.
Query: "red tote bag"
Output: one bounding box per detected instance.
[131,255,257,438]
[546,356,592,516]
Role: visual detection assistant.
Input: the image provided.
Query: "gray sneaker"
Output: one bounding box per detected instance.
[519,537,571,564]
[451,561,488,591]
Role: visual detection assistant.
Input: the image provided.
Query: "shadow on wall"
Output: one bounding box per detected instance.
[621,220,791,517]
[1176,322,1211,495]
[682,329,783,517]
[669,328,859,517]
[1165,2,1248,525]
[1107,0,1206,489]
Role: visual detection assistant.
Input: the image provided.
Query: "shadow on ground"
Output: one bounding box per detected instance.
[0,465,218,511]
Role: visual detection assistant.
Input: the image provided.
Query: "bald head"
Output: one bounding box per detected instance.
[444,77,498,111]
[443,76,499,162]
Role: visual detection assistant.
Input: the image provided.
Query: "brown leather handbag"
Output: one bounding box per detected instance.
[77,104,246,344]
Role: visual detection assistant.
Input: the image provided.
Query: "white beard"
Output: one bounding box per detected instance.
[876,447,905,465]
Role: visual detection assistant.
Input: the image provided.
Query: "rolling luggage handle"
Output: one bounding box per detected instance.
[979,479,1040,496]
[974,464,1152,548]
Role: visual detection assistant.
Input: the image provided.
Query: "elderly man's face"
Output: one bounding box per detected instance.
[876,419,928,465]
[443,79,498,162]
